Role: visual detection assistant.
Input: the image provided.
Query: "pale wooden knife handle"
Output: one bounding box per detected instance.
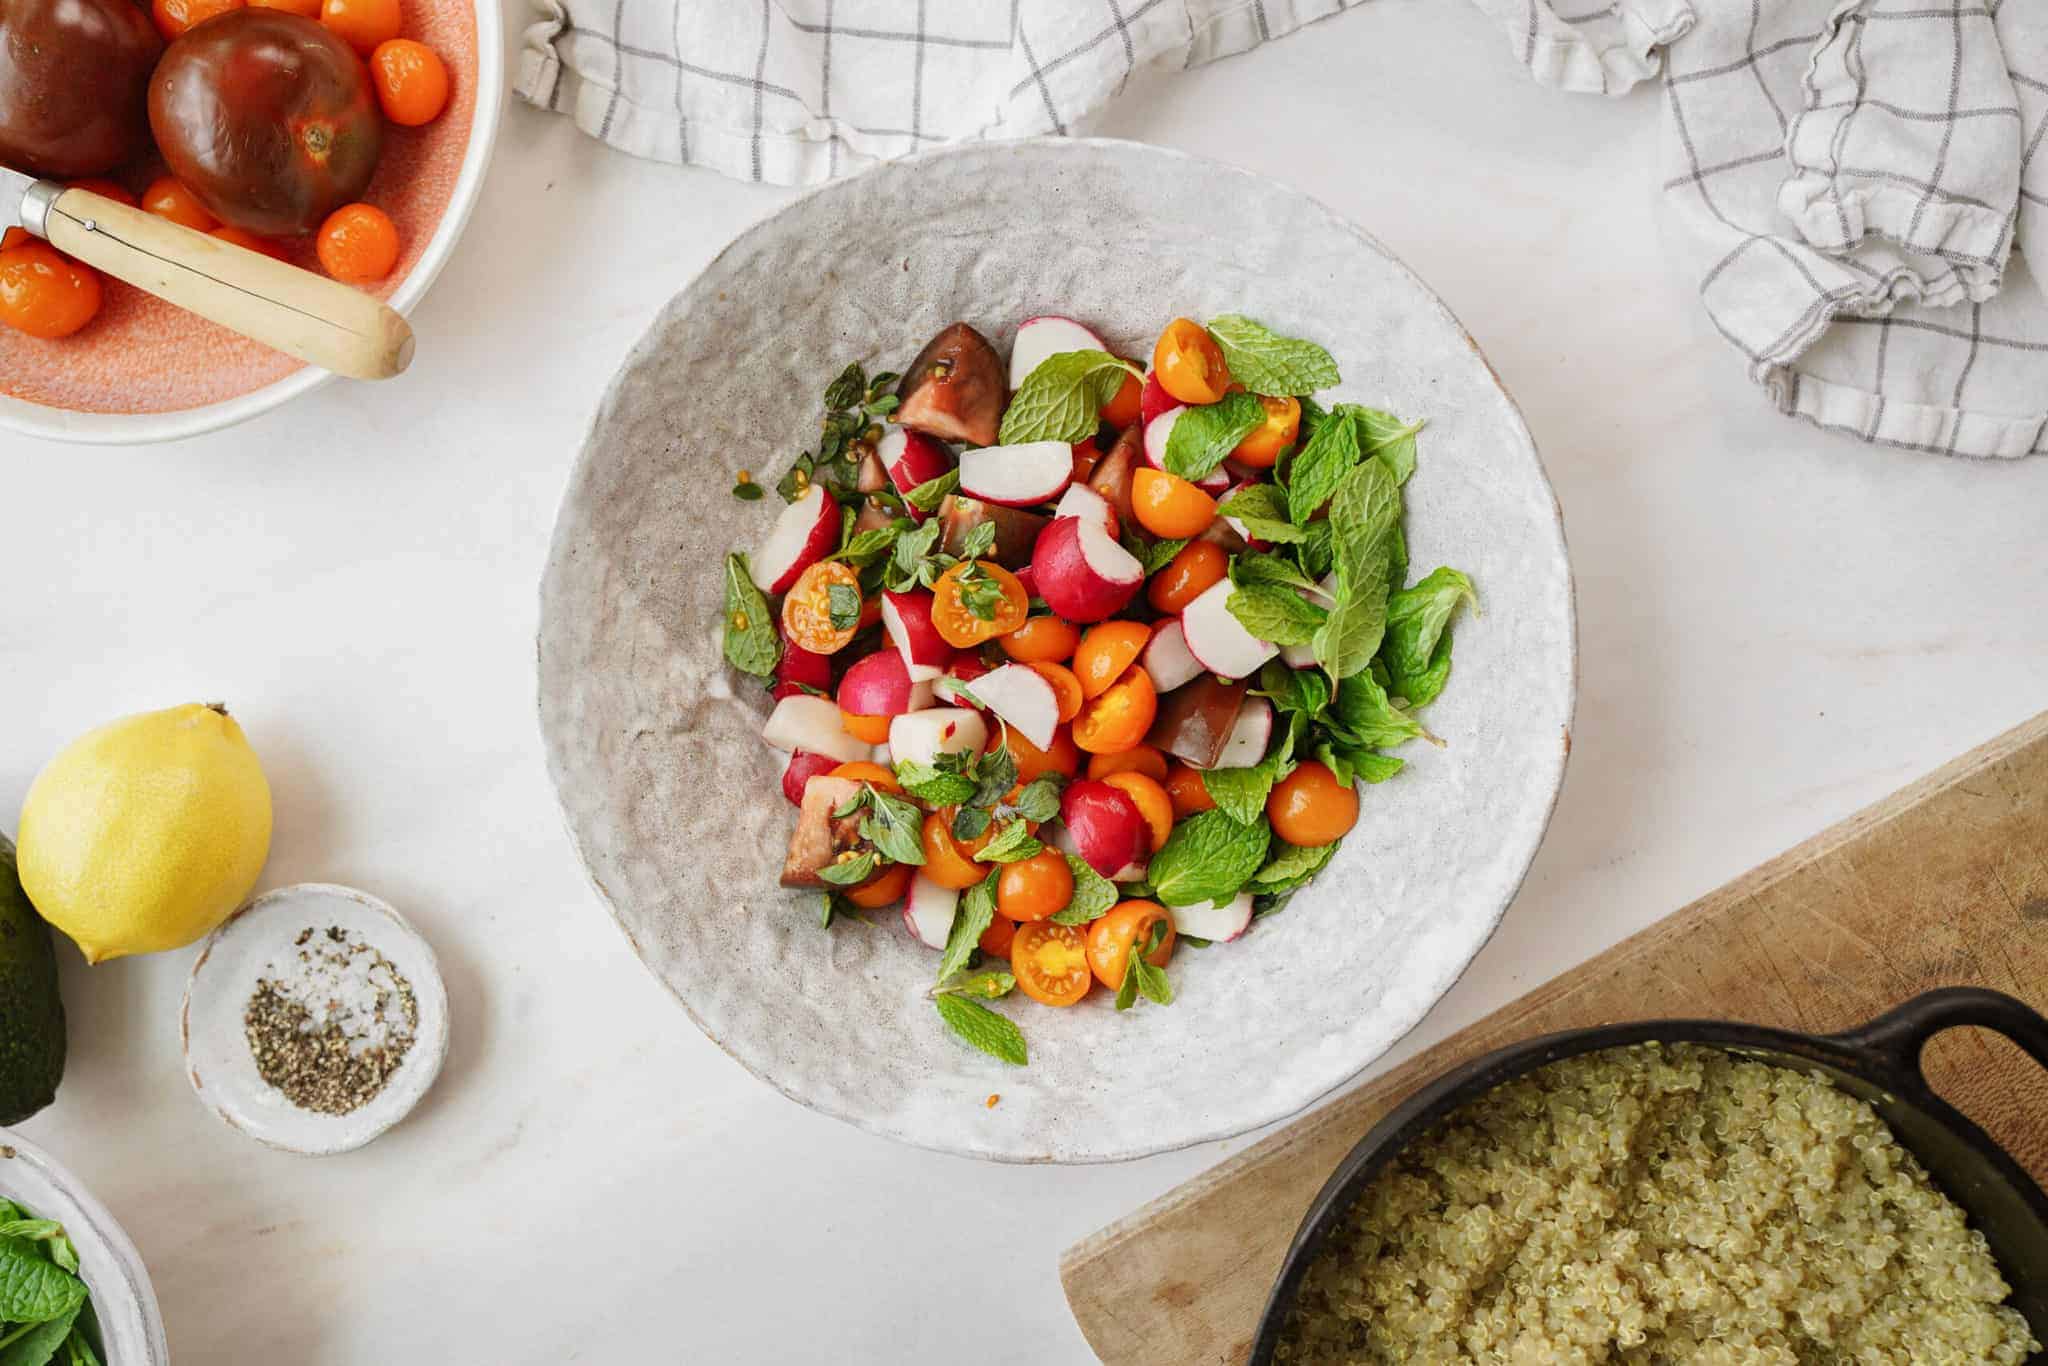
[41,188,414,381]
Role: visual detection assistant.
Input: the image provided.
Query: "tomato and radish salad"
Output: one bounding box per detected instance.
[721,315,1477,1067]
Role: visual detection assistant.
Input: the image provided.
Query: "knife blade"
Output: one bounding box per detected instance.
[0,164,62,242]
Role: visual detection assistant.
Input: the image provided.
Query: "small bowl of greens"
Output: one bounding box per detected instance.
[0,1131,167,1366]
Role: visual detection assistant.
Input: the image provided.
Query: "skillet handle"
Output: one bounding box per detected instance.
[1834,987,2048,1082]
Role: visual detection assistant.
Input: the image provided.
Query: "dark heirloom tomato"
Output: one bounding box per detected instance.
[0,0,163,177]
[148,10,381,236]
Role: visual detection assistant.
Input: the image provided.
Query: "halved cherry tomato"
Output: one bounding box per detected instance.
[1004,724,1080,789]
[211,227,289,260]
[1012,920,1093,1006]
[838,711,891,744]
[1086,744,1168,783]
[1165,763,1217,817]
[1026,661,1084,723]
[1073,620,1150,699]
[978,914,1017,959]
[1152,318,1229,406]
[1101,366,1144,429]
[1132,468,1217,539]
[999,615,1079,664]
[1232,395,1301,468]
[997,848,1074,922]
[142,177,216,232]
[844,861,911,910]
[1146,539,1229,614]
[781,560,864,655]
[0,244,101,339]
[827,760,900,792]
[319,0,399,52]
[1099,772,1173,855]
[1072,667,1157,755]
[369,38,450,126]
[932,560,1028,648]
[1086,900,1174,991]
[1267,760,1360,846]
[921,809,993,889]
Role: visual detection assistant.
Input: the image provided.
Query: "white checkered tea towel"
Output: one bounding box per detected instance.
[516,1,1366,186]
[1473,0,2048,458]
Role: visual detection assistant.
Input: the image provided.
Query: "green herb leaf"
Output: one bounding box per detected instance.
[975,821,1043,864]
[958,520,998,561]
[1122,531,1190,577]
[1252,838,1337,888]
[1115,920,1175,1011]
[1133,955,1174,1007]
[902,469,960,513]
[0,1301,80,1366]
[61,1324,101,1366]
[884,517,946,591]
[732,479,765,502]
[0,1223,62,1246]
[1050,854,1120,924]
[1297,520,1336,579]
[954,563,1005,621]
[968,745,1018,810]
[721,552,782,679]
[831,787,870,820]
[0,1243,85,1325]
[934,994,1028,1066]
[1383,567,1476,691]
[999,351,1138,445]
[1147,809,1273,906]
[936,970,1016,1000]
[1317,741,1405,787]
[1201,712,1300,824]
[833,519,910,567]
[776,455,815,504]
[825,581,863,632]
[1389,633,1454,709]
[1215,483,1305,544]
[1312,580,1388,684]
[1231,551,1320,594]
[1257,658,1330,718]
[860,788,928,865]
[1328,457,1400,587]
[817,852,879,887]
[1286,405,1363,524]
[1007,772,1067,823]
[951,804,993,842]
[1226,583,1325,647]
[819,892,856,928]
[1205,315,1341,396]
[1351,407,1423,484]
[894,754,979,806]
[1332,671,1430,749]
[823,361,867,412]
[937,871,999,981]
[1114,957,1140,1011]
[1163,391,1264,481]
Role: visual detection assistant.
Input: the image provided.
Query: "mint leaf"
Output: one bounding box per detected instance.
[831,520,908,567]
[895,754,978,805]
[776,455,815,504]
[1298,520,1335,579]
[1384,567,1476,686]
[0,1242,85,1324]
[1216,483,1305,544]
[732,479,765,502]
[884,516,945,591]
[1252,838,1336,889]
[935,995,1028,1066]
[902,469,959,514]
[1050,854,1119,925]
[1332,671,1430,749]
[826,582,862,631]
[1257,658,1330,719]
[1122,531,1190,576]
[0,1222,62,1245]
[1147,809,1272,906]
[721,553,781,679]
[1201,712,1301,824]
[936,871,998,981]
[967,745,1018,810]
[1389,632,1454,709]
[1226,583,1324,647]
[936,970,1016,1000]
[1133,955,1174,1007]
[1114,956,1140,1011]
[958,519,998,561]
[817,852,879,887]
[1286,406,1362,524]
[0,1302,80,1366]
[999,351,1138,445]
[975,821,1043,864]
[1231,551,1319,594]
[1007,772,1066,823]
[823,361,866,411]
[1317,741,1405,787]
[1163,391,1264,481]
[1313,578,1388,683]
[1351,407,1423,484]
[1115,920,1175,1011]
[61,1324,101,1366]
[1205,316,1341,396]
[1328,458,1401,594]
[860,787,928,865]
[951,804,993,842]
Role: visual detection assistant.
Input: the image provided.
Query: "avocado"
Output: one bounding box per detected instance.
[0,837,64,1125]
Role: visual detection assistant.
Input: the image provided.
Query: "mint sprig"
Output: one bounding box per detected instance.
[999,351,1140,445]
[1216,484,1304,544]
[975,820,1044,864]
[1146,809,1272,906]
[1114,919,1175,1011]
[1205,316,1341,397]
[1163,391,1263,481]
[934,994,1028,1065]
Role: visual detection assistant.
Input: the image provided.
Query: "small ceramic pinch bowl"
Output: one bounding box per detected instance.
[181,882,449,1156]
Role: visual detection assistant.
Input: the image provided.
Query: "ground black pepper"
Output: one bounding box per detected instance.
[243,925,418,1116]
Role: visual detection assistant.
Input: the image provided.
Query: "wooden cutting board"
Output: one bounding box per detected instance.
[1061,710,2048,1366]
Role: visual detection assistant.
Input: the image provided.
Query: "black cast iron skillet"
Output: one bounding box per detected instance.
[1250,987,2048,1364]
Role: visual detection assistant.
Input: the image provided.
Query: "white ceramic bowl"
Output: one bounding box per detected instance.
[0,1129,169,1366]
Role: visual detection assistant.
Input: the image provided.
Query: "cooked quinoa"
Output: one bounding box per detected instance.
[1276,1043,2040,1365]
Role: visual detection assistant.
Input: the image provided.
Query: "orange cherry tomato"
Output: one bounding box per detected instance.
[1085,900,1174,991]
[827,760,900,792]
[1232,395,1301,468]
[838,711,891,744]
[843,860,911,910]
[1132,468,1217,539]
[316,202,400,283]
[780,561,864,655]
[1267,761,1360,846]
[320,0,400,51]
[1004,725,1080,791]
[1072,667,1157,756]
[248,0,321,14]
[1146,539,1229,614]
[1152,318,1229,406]
[999,615,1079,664]
[931,560,1028,648]
[1165,763,1217,817]
[0,245,101,340]
[151,0,243,41]
[1086,744,1168,784]
[1012,920,1093,1006]
[1072,620,1151,699]
[370,39,450,125]
[1101,367,1143,429]
[921,810,990,890]
[978,913,1017,959]
[997,848,1074,923]
[142,177,216,232]
[211,227,289,260]
[0,230,21,252]
[1026,662,1083,724]
[1099,772,1173,855]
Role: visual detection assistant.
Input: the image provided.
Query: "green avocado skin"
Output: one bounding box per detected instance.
[0,837,65,1125]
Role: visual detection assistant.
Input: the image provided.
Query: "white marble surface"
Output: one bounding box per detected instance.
[3,3,2047,1361]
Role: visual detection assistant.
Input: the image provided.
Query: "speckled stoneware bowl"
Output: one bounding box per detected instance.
[538,138,1577,1164]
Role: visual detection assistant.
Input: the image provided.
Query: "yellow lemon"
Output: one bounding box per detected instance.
[18,704,271,963]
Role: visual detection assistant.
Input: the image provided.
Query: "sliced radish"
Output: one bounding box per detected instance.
[878,426,954,519]
[1141,618,1205,694]
[870,742,893,766]
[1214,697,1275,769]
[1171,891,1255,941]
[933,655,987,708]
[1111,861,1149,882]
[1008,316,1108,390]
[1280,642,1318,669]
[773,638,833,699]
[1143,408,1230,493]
[1053,482,1118,538]
[904,874,958,949]
[1138,370,1175,426]
[763,695,872,763]
[958,441,1073,508]
[751,483,838,594]
[837,648,917,717]
[1032,516,1144,623]
[970,663,1060,751]
[888,707,989,768]
[1181,579,1279,678]
[1061,780,1146,878]
[781,751,841,806]
[882,589,952,681]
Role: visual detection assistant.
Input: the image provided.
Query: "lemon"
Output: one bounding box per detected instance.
[18,704,272,963]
